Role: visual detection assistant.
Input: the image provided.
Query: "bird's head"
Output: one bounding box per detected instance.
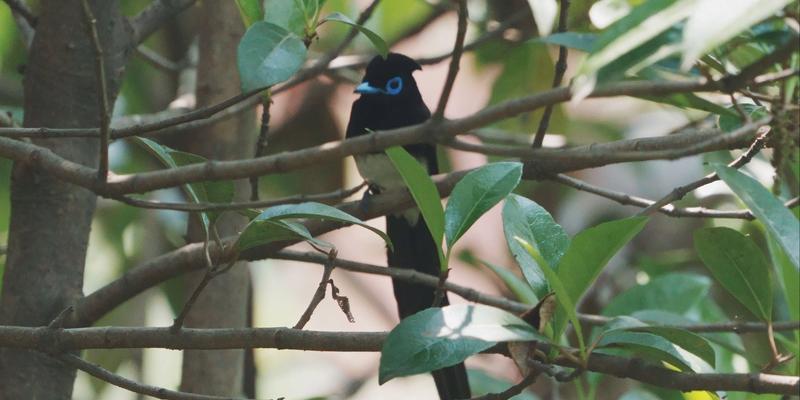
[354,53,423,104]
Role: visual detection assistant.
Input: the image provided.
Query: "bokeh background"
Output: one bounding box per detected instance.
[0,0,794,399]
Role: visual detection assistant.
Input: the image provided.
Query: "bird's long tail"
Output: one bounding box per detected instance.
[386,214,472,400]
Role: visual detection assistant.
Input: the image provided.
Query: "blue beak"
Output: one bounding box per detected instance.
[355,82,382,94]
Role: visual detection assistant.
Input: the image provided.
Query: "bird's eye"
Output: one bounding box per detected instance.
[385,77,403,95]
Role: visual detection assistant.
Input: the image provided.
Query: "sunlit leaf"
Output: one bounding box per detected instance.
[379,305,544,383]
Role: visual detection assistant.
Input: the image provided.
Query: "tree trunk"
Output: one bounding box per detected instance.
[0,1,128,398]
[177,1,254,395]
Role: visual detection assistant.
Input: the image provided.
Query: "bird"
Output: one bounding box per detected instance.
[346,53,472,400]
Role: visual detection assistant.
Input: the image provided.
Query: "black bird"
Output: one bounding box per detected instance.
[346,53,471,400]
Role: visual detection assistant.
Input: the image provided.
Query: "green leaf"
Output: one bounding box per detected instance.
[718,104,769,133]
[636,92,738,117]
[558,216,649,306]
[445,162,523,248]
[386,146,445,265]
[715,165,800,269]
[597,330,698,372]
[503,194,570,298]
[237,219,331,251]
[132,137,234,234]
[527,0,558,37]
[320,12,389,58]
[235,0,263,27]
[535,32,597,52]
[264,0,307,36]
[473,256,539,305]
[379,305,544,383]
[245,202,391,249]
[487,43,566,133]
[694,227,773,321]
[767,235,800,324]
[515,238,586,355]
[627,326,716,368]
[551,216,648,342]
[603,273,711,317]
[574,0,695,98]
[237,22,307,92]
[680,0,794,70]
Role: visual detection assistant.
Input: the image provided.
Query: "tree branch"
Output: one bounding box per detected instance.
[0,326,796,395]
[59,353,250,400]
[129,0,197,45]
[551,173,798,220]
[433,0,468,118]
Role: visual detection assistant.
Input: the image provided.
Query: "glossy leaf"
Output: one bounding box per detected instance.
[629,326,716,368]
[527,0,559,37]
[603,273,711,316]
[386,146,445,264]
[503,194,570,298]
[264,0,307,36]
[715,165,800,269]
[237,219,330,251]
[767,235,800,325]
[237,22,307,92]
[379,305,544,383]
[320,12,389,58]
[245,202,391,249]
[132,138,234,234]
[597,330,698,372]
[557,216,649,306]
[475,257,539,305]
[694,227,773,321]
[445,162,523,248]
[515,238,586,354]
[681,0,794,70]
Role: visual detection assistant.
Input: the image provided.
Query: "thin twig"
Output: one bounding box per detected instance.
[80,0,111,181]
[113,182,366,212]
[469,373,538,400]
[552,174,798,220]
[249,94,271,201]
[532,0,570,149]
[170,269,214,332]
[433,0,468,118]
[135,45,182,73]
[639,124,771,215]
[59,353,252,400]
[294,249,338,329]
[274,250,800,334]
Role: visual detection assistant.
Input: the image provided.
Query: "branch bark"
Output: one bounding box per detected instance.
[0,1,129,398]
[0,326,796,395]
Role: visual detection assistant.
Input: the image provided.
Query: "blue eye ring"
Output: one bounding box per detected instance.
[385,77,403,95]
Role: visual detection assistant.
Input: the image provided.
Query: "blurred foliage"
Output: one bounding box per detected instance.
[0,0,798,398]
